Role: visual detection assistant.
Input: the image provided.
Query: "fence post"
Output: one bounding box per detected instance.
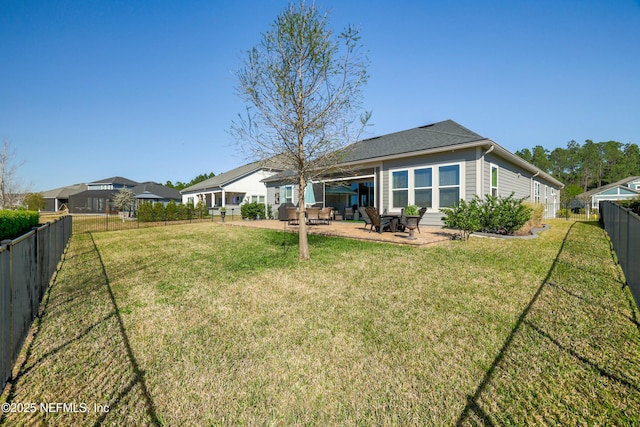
[1,239,12,389]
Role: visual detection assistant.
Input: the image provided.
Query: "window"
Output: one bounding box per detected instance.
[390,163,461,209]
[534,182,540,204]
[282,186,293,204]
[491,165,498,197]
[250,195,264,203]
[439,165,460,207]
[414,168,432,207]
[392,170,409,208]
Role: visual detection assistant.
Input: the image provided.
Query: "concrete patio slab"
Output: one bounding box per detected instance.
[223,219,456,247]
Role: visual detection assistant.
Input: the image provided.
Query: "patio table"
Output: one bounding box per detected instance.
[381,214,401,233]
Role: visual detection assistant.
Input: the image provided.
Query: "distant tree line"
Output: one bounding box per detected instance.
[165,172,215,191]
[516,140,640,200]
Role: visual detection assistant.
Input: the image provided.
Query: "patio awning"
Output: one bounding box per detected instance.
[325,186,357,195]
[134,191,163,199]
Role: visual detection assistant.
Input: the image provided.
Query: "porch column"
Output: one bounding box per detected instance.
[221,189,226,208]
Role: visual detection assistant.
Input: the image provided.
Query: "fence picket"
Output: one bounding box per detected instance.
[0,216,72,390]
[600,201,640,309]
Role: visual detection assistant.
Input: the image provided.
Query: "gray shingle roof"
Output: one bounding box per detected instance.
[181,157,284,193]
[131,182,181,200]
[89,176,139,187]
[41,183,88,199]
[339,119,487,163]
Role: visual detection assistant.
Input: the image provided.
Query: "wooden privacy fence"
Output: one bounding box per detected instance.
[1,215,72,390]
[600,201,640,309]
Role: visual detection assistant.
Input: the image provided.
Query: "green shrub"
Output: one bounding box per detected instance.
[195,201,208,218]
[138,202,154,222]
[166,200,178,221]
[176,203,189,220]
[404,205,420,216]
[241,202,266,220]
[441,198,481,240]
[441,193,532,240]
[153,202,166,221]
[0,210,40,241]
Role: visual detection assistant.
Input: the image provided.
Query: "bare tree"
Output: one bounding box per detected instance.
[232,1,370,260]
[0,139,28,209]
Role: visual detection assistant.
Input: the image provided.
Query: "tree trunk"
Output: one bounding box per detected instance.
[298,176,310,260]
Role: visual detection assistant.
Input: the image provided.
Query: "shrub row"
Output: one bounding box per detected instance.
[441,193,532,240]
[137,201,209,222]
[0,210,40,241]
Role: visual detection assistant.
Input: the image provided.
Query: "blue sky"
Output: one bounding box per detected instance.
[1,0,639,192]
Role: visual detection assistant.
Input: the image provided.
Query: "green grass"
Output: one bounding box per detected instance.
[1,220,639,426]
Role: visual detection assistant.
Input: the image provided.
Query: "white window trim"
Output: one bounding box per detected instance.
[388,162,463,211]
[390,170,409,209]
[533,182,540,204]
[283,185,293,204]
[490,163,498,197]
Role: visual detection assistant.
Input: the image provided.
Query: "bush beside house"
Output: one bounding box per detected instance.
[441,194,533,240]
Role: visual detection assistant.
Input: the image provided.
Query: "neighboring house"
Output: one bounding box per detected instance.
[580,176,640,212]
[180,158,284,213]
[42,183,88,211]
[263,119,564,226]
[131,182,182,209]
[68,176,138,214]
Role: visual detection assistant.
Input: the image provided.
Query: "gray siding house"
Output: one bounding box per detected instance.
[263,120,564,226]
[581,176,640,212]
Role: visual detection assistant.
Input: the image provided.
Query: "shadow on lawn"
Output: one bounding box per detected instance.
[456,222,640,426]
[0,234,162,426]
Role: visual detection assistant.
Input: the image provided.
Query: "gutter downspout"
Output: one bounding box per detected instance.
[531,170,540,201]
[482,145,494,198]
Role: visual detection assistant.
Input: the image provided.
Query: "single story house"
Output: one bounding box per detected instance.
[580,176,640,212]
[131,182,182,208]
[67,176,139,214]
[263,119,564,226]
[180,158,284,214]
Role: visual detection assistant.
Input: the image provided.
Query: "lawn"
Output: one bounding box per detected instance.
[1,220,639,425]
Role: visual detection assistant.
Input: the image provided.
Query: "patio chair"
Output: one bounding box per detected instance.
[416,207,427,233]
[286,207,299,225]
[318,207,333,225]
[398,208,407,232]
[365,207,392,234]
[306,207,321,225]
[358,206,373,231]
[344,207,354,220]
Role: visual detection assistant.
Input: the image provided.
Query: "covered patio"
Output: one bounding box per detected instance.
[225,219,456,247]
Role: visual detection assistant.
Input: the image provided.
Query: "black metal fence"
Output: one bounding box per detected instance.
[1,215,72,390]
[599,201,640,309]
[70,212,228,234]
